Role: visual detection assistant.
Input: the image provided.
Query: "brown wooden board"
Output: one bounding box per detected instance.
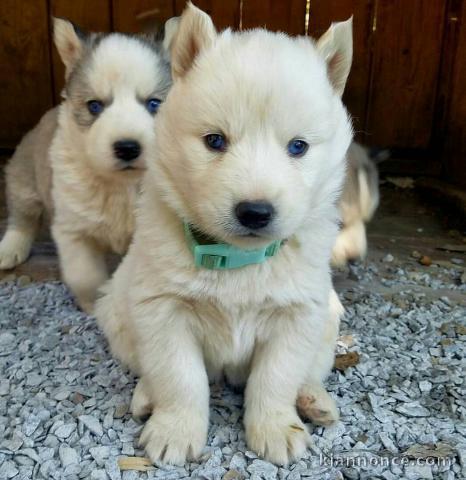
[0,0,54,148]
[431,0,458,157]
[443,0,466,187]
[175,0,241,31]
[50,0,112,103]
[112,0,176,33]
[241,0,307,34]
[365,0,447,149]
[308,0,375,143]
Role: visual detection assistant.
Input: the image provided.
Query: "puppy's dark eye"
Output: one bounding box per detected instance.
[204,133,227,152]
[146,98,162,114]
[87,100,104,116]
[287,139,309,157]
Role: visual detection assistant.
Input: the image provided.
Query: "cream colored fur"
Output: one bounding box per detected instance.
[332,141,380,266]
[0,110,57,270]
[0,18,176,312]
[96,4,353,466]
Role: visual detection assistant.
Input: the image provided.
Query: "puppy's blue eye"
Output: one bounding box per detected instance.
[146,98,162,114]
[287,139,309,157]
[87,100,104,116]
[204,133,227,152]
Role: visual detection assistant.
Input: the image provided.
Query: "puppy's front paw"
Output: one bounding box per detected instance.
[331,238,352,267]
[139,409,208,465]
[245,409,311,465]
[331,223,367,267]
[0,238,29,269]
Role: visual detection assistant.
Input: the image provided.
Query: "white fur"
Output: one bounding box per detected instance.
[96,4,353,465]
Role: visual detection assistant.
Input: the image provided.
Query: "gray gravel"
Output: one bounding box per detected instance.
[0,260,465,480]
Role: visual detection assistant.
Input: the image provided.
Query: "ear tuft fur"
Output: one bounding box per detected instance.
[316,17,353,97]
[163,16,180,57]
[53,17,86,79]
[170,2,216,80]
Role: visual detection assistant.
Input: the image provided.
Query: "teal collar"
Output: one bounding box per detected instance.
[184,223,282,270]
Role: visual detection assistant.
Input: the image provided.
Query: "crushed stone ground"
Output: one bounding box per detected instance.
[0,259,465,480]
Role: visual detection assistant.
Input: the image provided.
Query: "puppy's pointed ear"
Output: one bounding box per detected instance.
[162,16,180,57]
[170,2,216,80]
[53,17,86,78]
[316,17,353,97]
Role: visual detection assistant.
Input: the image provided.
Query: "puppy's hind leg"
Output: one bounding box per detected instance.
[297,382,339,426]
[131,378,152,420]
[0,156,43,269]
[297,290,343,426]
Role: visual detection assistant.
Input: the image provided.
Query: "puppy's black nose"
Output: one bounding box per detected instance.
[235,201,275,229]
[113,140,141,161]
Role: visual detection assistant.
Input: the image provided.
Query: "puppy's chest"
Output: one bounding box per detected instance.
[60,181,137,254]
[88,188,137,254]
[193,303,271,365]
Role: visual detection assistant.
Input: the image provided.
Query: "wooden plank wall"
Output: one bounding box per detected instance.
[366,0,447,149]
[442,0,466,186]
[0,0,465,187]
[241,0,307,33]
[0,0,53,147]
[308,0,374,144]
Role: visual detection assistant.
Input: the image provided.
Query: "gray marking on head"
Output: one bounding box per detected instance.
[64,31,172,129]
[135,32,172,97]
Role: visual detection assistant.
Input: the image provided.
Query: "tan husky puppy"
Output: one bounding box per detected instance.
[0,18,178,312]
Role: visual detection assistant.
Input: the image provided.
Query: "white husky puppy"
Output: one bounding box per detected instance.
[332,141,380,266]
[96,3,352,465]
[0,17,179,312]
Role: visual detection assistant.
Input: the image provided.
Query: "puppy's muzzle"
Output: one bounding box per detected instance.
[235,201,275,230]
[113,140,141,162]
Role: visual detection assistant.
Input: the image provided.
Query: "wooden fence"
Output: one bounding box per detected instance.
[1,1,465,186]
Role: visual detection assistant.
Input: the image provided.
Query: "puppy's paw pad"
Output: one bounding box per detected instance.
[297,390,339,426]
[139,410,207,466]
[245,410,311,465]
[296,394,316,412]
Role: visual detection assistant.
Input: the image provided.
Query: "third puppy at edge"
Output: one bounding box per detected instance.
[332,141,380,266]
[96,3,353,466]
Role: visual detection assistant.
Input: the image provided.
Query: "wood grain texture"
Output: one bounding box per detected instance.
[112,0,176,33]
[175,0,240,30]
[0,0,54,148]
[366,0,447,148]
[443,0,466,187]
[241,0,307,34]
[308,0,374,142]
[50,0,112,102]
